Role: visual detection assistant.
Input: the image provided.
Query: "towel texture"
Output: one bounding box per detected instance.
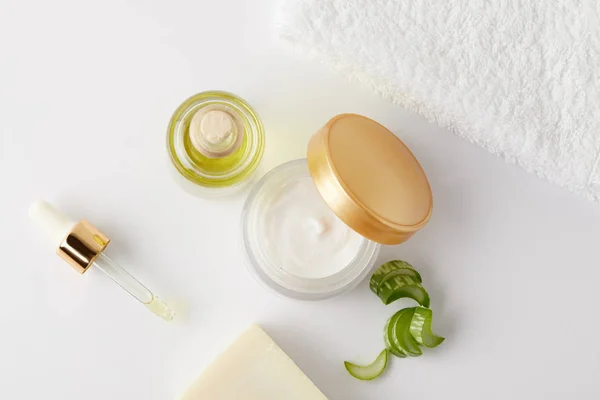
[279,0,600,202]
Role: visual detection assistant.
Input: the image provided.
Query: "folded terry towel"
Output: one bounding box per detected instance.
[279,0,600,202]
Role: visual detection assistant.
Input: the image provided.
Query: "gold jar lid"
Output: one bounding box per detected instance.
[307,114,433,245]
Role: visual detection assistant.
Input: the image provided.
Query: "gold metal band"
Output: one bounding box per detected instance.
[57,220,110,274]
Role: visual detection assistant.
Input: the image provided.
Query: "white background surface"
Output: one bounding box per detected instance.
[1,1,599,399]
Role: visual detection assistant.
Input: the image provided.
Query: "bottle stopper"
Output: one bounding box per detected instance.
[189,106,244,158]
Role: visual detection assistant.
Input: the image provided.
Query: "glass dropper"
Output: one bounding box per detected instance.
[93,252,173,321]
[29,200,174,322]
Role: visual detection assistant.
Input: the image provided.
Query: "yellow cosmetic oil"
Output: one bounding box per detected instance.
[167,91,265,190]
[144,295,174,322]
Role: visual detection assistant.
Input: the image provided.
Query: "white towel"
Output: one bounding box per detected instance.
[278,0,600,202]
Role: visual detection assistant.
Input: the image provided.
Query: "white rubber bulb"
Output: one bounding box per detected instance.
[29,200,76,247]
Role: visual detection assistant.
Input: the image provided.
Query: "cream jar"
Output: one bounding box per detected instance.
[241,114,433,300]
[167,91,265,195]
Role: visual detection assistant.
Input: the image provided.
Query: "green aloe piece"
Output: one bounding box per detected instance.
[392,308,422,356]
[369,260,422,294]
[410,307,445,348]
[385,308,422,357]
[384,315,407,358]
[344,349,389,381]
[378,276,431,307]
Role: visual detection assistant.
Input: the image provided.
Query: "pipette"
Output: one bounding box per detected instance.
[29,200,174,322]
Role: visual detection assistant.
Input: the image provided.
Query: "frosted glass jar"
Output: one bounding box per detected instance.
[241,114,433,300]
[241,159,381,300]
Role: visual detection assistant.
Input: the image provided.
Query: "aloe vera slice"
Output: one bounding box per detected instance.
[384,314,407,358]
[410,307,445,348]
[344,349,389,380]
[385,308,422,357]
[392,308,422,356]
[369,260,422,294]
[385,336,406,358]
[378,275,419,293]
[378,276,431,307]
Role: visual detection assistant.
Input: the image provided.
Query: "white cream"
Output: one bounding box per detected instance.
[259,176,364,279]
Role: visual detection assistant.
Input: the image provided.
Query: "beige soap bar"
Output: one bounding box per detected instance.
[181,325,328,400]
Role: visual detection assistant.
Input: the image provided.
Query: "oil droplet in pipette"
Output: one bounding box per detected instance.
[145,295,175,322]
